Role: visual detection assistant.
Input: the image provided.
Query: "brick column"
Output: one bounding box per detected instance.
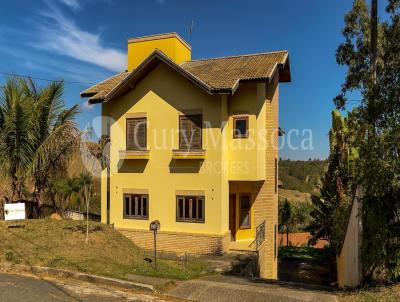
[253,74,279,279]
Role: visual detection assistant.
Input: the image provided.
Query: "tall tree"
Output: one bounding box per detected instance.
[0,78,34,201]
[24,79,80,205]
[79,172,93,244]
[280,199,293,246]
[0,77,80,207]
[334,0,400,279]
[308,110,358,251]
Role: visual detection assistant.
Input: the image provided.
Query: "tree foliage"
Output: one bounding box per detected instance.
[308,110,358,252]
[0,77,80,206]
[279,159,327,193]
[334,0,400,280]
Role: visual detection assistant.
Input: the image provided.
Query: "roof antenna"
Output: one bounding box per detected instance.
[189,20,194,41]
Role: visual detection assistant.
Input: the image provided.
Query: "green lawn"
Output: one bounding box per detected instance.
[0,219,207,280]
[279,246,333,264]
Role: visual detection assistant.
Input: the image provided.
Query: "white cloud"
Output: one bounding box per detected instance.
[55,0,81,11]
[33,4,126,72]
[82,100,94,110]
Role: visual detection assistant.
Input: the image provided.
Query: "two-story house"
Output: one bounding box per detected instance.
[81,33,291,279]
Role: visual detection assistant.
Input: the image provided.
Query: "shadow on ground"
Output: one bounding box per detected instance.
[278,258,334,286]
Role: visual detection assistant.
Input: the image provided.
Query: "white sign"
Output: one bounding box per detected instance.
[4,203,26,221]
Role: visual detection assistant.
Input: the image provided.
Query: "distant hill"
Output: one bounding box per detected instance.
[279,188,311,204]
[279,159,328,194]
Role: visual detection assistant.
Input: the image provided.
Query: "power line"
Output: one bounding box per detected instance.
[0,71,95,86]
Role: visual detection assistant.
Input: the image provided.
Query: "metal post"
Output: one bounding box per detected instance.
[154,229,157,270]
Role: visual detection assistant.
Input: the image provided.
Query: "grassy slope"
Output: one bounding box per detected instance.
[279,159,328,194]
[0,219,206,280]
[279,188,311,203]
[339,284,400,302]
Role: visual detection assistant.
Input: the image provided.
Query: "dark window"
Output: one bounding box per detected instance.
[179,115,202,150]
[126,118,147,150]
[123,194,149,219]
[239,194,251,229]
[233,116,249,138]
[176,195,205,222]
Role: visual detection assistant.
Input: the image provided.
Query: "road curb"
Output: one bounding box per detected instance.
[5,264,155,293]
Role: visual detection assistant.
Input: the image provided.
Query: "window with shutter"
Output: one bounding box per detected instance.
[126,118,147,150]
[179,115,202,150]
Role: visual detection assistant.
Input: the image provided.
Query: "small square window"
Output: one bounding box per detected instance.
[233,116,249,138]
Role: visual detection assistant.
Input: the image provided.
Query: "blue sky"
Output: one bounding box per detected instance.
[0,0,387,159]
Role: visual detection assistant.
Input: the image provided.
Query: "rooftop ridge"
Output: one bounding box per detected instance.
[182,50,288,64]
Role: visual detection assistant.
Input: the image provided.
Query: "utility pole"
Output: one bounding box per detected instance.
[371,0,378,83]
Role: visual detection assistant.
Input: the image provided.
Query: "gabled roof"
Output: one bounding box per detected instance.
[181,51,290,92]
[81,49,291,104]
[80,72,130,100]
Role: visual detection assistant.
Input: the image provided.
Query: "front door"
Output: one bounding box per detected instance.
[229,194,236,241]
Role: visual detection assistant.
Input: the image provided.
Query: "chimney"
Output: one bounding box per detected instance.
[127,32,192,71]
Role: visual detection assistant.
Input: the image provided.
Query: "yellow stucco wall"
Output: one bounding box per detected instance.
[227,83,266,181]
[127,34,191,71]
[100,60,278,251]
[104,63,227,235]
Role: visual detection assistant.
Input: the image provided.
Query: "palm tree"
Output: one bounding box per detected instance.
[0,78,34,202]
[0,77,80,207]
[46,176,83,212]
[24,79,80,205]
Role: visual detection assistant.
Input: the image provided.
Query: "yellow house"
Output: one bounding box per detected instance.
[81,33,291,279]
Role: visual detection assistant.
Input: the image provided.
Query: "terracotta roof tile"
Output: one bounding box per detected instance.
[80,71,130,101]
[181,51,288,90]
[81,50,289,102]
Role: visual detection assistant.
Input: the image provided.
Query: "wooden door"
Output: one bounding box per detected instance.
[229,194,236,241]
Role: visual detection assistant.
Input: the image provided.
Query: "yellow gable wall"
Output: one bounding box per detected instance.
[228,83,267,181]
[103,63,228,235]
[127,37,191,71]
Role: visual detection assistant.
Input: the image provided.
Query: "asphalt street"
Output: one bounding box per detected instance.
[0,272,169,302]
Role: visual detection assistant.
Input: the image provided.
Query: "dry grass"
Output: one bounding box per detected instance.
[0,219,206,280]
[338,284,400,302]
[279,188,311,203]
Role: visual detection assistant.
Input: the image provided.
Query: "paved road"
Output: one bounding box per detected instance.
[167,275,338,302]
[0,272,171,302]
[0,272,338,302]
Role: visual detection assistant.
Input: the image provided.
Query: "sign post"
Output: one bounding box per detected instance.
[4,203,26,221]
[149,220,160,270]
[4,203,26,228]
